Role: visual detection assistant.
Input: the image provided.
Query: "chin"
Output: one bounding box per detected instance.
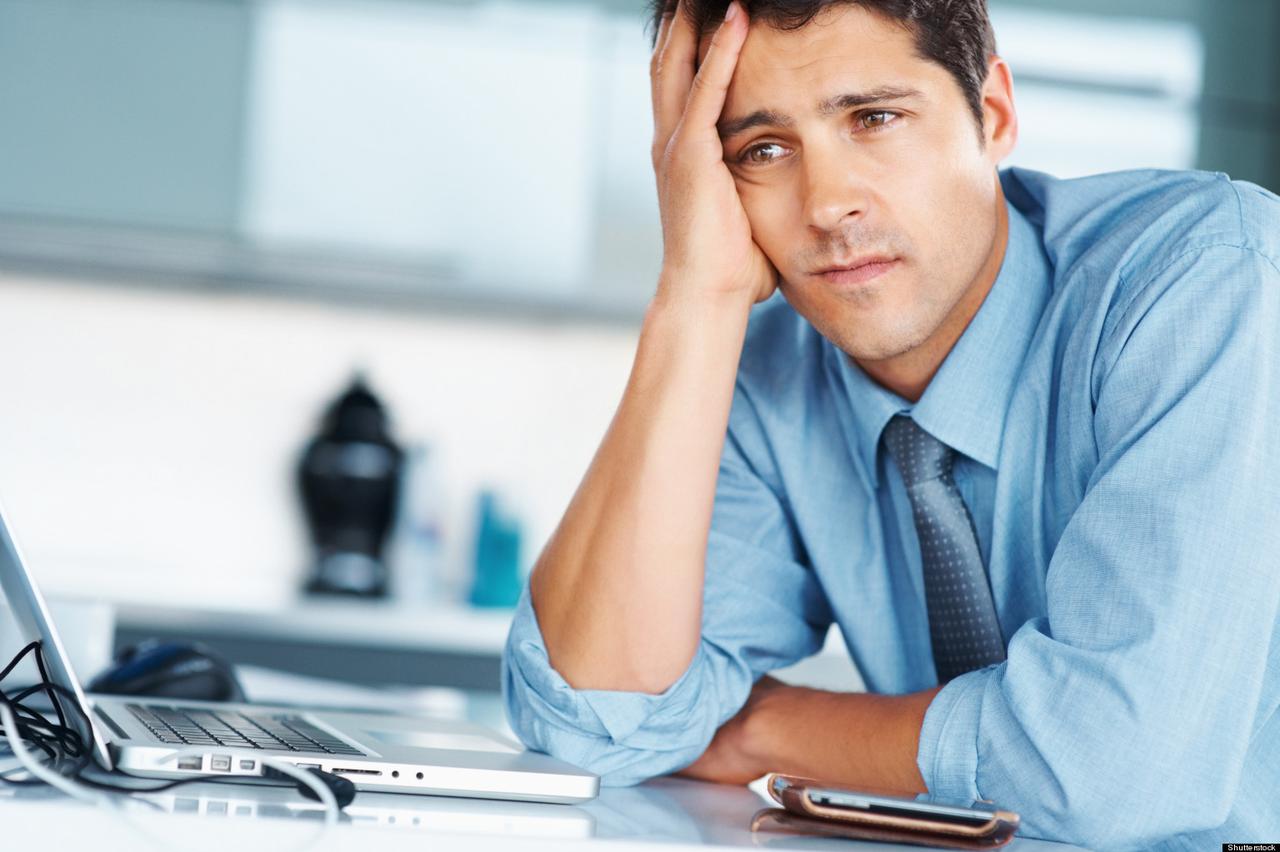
[838,334,922,363]
[802,300,931,363]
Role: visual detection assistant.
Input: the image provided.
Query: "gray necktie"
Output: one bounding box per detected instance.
[882,414,1006,683]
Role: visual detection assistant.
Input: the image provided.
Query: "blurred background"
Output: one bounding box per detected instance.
[0,0,1276,694]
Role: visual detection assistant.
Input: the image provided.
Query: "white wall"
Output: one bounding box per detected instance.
[0,273,639,607]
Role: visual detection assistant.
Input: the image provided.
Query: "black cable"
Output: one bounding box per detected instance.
[1,673,90,766]
[0,641,38,680]
[1,671,86,785]
[1,659,182,793]
[3,694,84,757]
[1,641,338,804]
[0,642,82,768]
[30,638,70,736]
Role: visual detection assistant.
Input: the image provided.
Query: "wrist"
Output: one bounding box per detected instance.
[741,682,810,772]
[650,271,758,320]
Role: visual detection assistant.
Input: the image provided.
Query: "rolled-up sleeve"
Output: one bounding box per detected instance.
[503,386,834,786]
[916,245,1280,849]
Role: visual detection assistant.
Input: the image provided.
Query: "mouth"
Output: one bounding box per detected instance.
[813,255,900,287]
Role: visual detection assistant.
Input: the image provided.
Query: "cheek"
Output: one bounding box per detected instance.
[736,181,796,254]
[891,132,993,256]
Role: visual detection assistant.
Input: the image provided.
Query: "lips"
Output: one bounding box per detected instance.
[813,255,897,276]
[813,255,900,288]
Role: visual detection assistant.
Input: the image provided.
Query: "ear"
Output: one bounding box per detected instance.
[980,55,1017,164]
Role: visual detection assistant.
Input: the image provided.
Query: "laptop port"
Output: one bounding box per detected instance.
[177,757,203,771]
[238,760,256,771]
[210,755,231,772]
[332,767,381,776]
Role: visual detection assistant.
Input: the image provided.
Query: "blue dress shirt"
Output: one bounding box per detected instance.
[503,167,1280,850]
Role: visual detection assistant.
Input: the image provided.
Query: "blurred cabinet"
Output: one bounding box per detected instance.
[0,0,1274,320]
[1194,0,1280,191]
[997,0,1279,191]
[0,0,660,319]
[0,0,250,231]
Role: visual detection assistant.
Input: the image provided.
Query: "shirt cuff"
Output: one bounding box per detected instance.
[504,585,720,749]
[915,666,990,802]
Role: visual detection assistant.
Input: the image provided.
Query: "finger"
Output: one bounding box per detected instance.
[653,0,695,150]
[648,6,677,111]
[659,0,684,56]
[652,0,698,154]
[681,1,748,133]
[651,3,675,53]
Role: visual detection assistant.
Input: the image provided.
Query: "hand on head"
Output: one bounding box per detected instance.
[649,0,779,308]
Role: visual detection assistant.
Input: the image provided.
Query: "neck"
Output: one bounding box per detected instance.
[855,185,1010,403]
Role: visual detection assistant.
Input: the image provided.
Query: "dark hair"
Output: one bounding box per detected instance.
[646,0,997,130]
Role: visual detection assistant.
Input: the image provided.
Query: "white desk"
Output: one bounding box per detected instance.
[0,667,1088,851]
[0,774,1088,851]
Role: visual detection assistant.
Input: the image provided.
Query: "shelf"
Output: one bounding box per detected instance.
[116,598,517,656]
[113,597,853,691]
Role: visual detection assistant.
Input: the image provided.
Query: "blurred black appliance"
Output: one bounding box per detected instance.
[89,640,245,703]
[297,374,404,597]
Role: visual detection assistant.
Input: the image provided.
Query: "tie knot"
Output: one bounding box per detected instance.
[882,415,955,486]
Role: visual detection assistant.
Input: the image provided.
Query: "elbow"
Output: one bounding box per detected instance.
[501,640,725,787]
[528,572,699,695]
[503,688,712,788]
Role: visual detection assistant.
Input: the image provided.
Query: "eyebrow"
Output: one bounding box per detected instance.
[717,85,925,139]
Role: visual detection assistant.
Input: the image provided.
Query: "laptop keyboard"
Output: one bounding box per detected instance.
[126,704,364,755]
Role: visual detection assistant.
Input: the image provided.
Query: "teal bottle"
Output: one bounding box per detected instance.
[468,490,523,608]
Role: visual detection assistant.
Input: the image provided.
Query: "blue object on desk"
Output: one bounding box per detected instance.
[468,490,523,608]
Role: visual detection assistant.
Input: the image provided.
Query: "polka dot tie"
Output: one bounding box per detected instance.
[882,414,1006,684]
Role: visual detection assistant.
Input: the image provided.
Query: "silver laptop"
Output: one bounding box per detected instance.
[0,499,598,804]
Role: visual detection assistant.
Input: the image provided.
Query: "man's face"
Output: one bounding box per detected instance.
[710,5,1013,364]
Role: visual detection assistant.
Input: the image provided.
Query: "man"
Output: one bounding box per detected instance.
[502,0,1280,848]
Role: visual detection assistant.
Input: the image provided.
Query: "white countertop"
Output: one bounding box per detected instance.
[0,773,1087,852]
[0,665,1085,851]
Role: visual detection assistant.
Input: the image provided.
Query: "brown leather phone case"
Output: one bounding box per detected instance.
[751,773,1020,849]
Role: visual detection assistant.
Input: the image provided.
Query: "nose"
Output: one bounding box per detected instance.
[800,139,870,233]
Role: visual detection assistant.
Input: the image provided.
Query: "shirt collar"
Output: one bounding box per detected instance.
[825,195,1053,488]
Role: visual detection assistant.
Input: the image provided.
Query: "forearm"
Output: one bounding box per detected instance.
[751,685,942,794]
[681,680,943,794]
[529,285,754,694]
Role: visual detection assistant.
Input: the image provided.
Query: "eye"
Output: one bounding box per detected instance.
[733,111,901,166]
[738,141,789,165]
[856,110,899,132]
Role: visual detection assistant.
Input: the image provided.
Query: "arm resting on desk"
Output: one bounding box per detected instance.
[502,521,833,787]
[677,675,942,796]
[503,389,835,787]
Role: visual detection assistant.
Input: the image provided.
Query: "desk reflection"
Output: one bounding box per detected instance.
[129,781,595,840]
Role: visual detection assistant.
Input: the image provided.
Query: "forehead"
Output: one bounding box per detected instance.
[705,6,948,120]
